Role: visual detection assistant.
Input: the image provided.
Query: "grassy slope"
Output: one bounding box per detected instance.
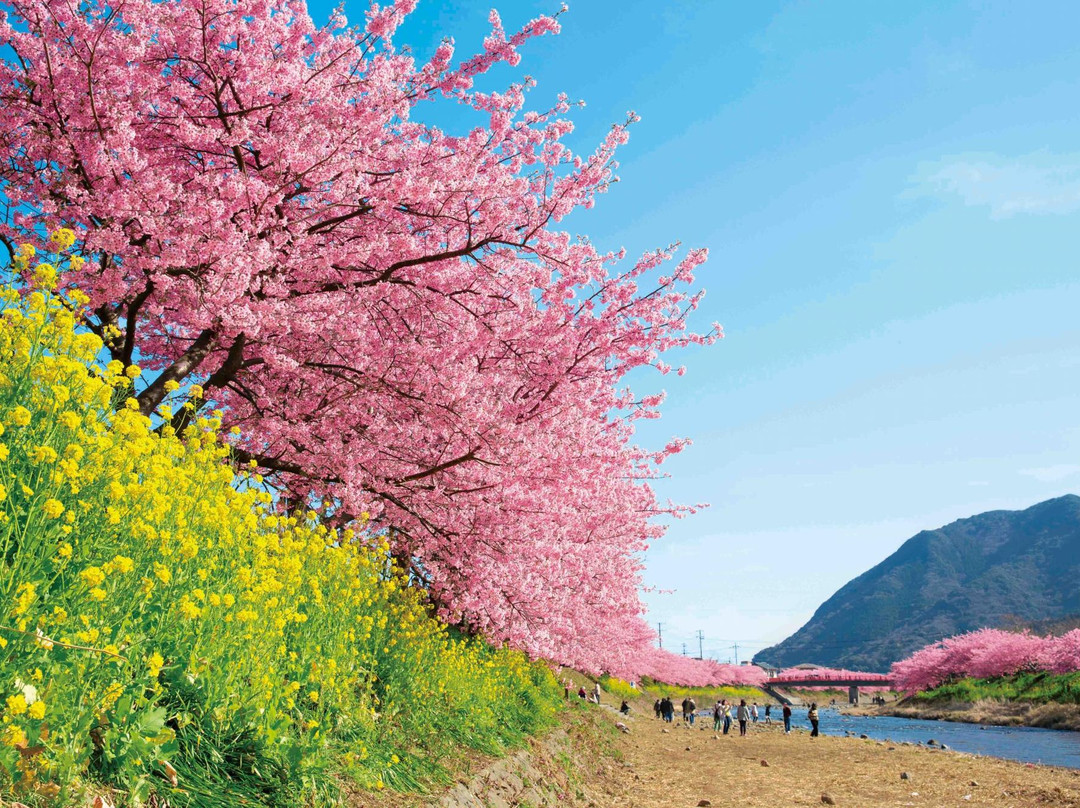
[914,671,1080,704]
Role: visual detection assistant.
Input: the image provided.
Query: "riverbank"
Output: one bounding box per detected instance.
[850,698,1080,731]
[613,713,1080,807]
[370,685,1080,807]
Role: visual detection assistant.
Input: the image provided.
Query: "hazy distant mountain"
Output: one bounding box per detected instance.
[754,494,1080,673]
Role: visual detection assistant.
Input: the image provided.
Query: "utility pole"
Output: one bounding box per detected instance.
[732,642,739,665]
[657,623,663,649]
[696,630,704,660]
[681,642,687,656]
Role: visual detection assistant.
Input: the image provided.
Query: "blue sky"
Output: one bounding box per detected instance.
[312,0,1080,665]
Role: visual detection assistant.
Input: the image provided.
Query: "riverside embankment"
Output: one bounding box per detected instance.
[850,698,1080,731]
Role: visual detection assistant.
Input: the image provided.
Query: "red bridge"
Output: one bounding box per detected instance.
[765,672,893,705]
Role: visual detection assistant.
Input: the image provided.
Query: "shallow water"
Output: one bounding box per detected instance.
[790,707,1080,769]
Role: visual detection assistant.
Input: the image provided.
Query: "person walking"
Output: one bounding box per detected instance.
[661,696,674,723]
[620,699,630,715]
[808,702,820,737]
[688,697,697,726]
[737,700,750,736]
[782,703,792,734]
[681,698,690,724]
[654,698,662,719]
[764,704,772,725]
[712,700,723,732]
[722,701,732,735]
[593,682,602,704]
[751,702,759,723]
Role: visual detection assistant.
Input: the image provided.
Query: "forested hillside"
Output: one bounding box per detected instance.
[756,495,1080,671]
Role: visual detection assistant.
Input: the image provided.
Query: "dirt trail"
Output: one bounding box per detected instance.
[604,705,1080,807]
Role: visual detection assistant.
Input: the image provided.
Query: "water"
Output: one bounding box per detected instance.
[788,707,1080,769]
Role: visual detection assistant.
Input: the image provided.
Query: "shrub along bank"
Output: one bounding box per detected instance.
[0,246,562,807]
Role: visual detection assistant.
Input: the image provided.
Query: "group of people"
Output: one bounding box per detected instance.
[652,696,821,738]
[653,695,696,723]
[565,679,603,704]
[563,677,822,739]
[561,677,631,716]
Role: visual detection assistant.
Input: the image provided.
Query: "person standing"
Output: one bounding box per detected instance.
[688,697,697,726]
[654,698,662,719]
[764,704,772,725]
[722,701,732,735]
[808,702,820,737]
[593,682,602,704]
[712,700,723,732]
[737,700,750,736]
[782,703,792,734]
[751,703,759,723]
[681,698,690,723]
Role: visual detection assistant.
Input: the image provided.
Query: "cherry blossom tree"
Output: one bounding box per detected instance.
[772,668,892,683]
[890,628,1080,693]
[0,0,717,676]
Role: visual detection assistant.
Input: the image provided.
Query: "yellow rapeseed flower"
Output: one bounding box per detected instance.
[10,406,31,427]
[13,583,36,616]
[6,694,27,715]
[2,726,27,749]
[49,228,76,249]
[79,567,106,587]
[42,499,65,519]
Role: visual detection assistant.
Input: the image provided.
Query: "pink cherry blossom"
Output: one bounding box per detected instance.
[0,0,720,679]
[891,628,1080,693]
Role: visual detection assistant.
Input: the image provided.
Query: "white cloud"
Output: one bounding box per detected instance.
[910,151,1080,218]
[1019,464,1080,483]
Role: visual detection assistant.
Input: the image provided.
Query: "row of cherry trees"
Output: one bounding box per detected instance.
[0,0,728,681]
[890,628,1080,693]
[642,654,767,688]
[771,668,892,684]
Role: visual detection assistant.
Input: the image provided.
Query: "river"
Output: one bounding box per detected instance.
[786,707,1080,769]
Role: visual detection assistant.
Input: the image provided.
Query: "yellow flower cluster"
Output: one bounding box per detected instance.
[0,238,560,804]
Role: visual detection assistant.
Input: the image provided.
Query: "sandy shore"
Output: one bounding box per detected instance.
[607,712,1080,807]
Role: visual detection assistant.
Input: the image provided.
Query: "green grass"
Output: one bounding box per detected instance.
[915,671,1080,704]
[637,677,766,703]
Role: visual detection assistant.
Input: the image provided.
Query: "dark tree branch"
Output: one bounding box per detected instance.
[136,329,216,416]
[120,279,155,367]
[168,332,248,434]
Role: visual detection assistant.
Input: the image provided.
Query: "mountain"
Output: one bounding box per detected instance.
[754,494,1080,672]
